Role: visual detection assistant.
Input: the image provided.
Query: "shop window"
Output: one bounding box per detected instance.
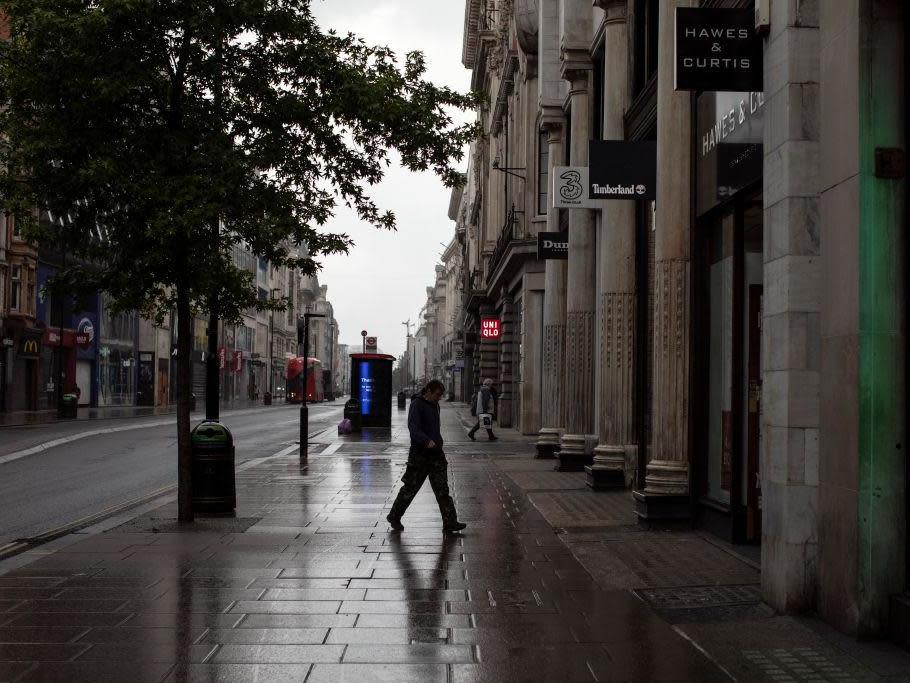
[537,131,549,216]
[10,265,21,311]
[632,0,659,98]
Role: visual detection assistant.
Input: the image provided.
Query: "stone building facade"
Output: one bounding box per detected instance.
[439,0,908,644]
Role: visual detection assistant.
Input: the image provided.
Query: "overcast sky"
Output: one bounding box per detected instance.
[309,0,471,358]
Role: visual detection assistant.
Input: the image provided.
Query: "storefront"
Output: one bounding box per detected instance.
[693,90,764,544]
[98,295,137,406]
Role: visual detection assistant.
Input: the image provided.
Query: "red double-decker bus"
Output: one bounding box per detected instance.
[286,357,323,403]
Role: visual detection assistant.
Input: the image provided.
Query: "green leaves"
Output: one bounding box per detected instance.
[0,0,478,323]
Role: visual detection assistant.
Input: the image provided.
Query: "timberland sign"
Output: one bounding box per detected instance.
[588,141,656,201]
[675,8,762,92]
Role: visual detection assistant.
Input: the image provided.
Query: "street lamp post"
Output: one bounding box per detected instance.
[298,307,325,458]
[267,286,279,403]
[326,321,335,401]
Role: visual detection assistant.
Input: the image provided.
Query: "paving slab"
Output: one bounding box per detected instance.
[8,401,887,681]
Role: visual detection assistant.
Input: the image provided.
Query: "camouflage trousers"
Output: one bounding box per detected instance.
[389,451,458,525]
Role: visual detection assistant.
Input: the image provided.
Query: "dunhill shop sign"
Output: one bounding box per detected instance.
[675,8,762,92]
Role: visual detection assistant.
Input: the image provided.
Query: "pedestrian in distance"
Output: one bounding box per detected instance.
[468,378,498,441]
[387,379,467,533]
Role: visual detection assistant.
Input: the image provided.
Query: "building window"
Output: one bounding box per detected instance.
[537,131,549,215]
[10,265,21,311]
[11,216,22,239]
[632,0,659,97]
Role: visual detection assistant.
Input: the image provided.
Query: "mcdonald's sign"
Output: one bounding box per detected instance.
[18,333,42,358]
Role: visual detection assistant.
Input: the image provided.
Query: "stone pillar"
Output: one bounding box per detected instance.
[557,63,598,472]
[588,1,634,490]
[635,0,693,519]
[498,292,515,428]
[536,121,567,458]
[760,0,821,615]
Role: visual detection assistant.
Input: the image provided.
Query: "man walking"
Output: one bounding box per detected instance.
[387,379,466,533]
[468,378,498,441]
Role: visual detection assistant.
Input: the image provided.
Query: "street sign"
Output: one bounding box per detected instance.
[537,231,569,260]
[365,336,378,352]
[588,141,657,201]
[552,167,602,209]
[232,350,243,373]
[675,8,762,92]
[480,318,501,340]
[218,347,226,371]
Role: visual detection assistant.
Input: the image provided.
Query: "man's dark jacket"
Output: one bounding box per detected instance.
[408,394,443,457]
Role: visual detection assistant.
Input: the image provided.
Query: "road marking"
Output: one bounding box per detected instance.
[0,405,341,467]
[0,419,177,466]
[0,434,322,563]
[322,442,343,455]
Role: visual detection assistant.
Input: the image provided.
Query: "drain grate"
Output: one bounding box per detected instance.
[742,648,869,681]
[636,584,761,609]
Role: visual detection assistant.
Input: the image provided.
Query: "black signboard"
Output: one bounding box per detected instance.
[675,8,762,92]
[537,231,568,260]
[588,141,657,201]
[18,331,42,358]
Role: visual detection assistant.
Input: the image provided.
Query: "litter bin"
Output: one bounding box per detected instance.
[263,391,272,406]
[59,393,77,419]
[343,398,362,433]
[397,391,407,410]
[191,421,236,514]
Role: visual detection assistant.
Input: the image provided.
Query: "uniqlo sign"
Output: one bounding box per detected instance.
[480,318,501,340]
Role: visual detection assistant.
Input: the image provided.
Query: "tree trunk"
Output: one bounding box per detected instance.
[176,285,194,522]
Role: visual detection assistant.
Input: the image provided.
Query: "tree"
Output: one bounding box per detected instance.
[0,0,478,521]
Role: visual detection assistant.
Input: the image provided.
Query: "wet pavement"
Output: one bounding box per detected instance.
[0,403,907,681]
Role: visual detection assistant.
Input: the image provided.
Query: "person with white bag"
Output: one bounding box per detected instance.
[468,378,498,441]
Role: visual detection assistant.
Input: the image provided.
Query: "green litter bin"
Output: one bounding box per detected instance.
[191,420,236,514]
[59,393,77,419]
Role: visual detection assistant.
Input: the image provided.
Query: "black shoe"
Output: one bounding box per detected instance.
[386,514,404,531]
[443,521,467,533]
[468,432,476,441]
[488,436,498,441]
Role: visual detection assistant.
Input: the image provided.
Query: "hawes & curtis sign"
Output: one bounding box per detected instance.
[675,8,762,92]
[588,141,657,201]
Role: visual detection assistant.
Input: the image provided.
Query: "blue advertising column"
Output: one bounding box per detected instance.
[349,353,395,429]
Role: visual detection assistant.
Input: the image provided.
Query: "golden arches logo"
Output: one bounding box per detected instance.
[22,340,38,354]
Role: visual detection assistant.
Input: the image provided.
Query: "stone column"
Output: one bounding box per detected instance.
[761,0,821,614]
[557,62,598,472]
[536,121,567,458]
[498,292,515,428]
[588,0,634,490]
[635,0,693,518]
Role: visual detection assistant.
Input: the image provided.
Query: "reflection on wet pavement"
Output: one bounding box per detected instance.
[0,409,726,682]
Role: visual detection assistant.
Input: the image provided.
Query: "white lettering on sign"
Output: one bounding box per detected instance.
[542,239,567,250]
[480,318,501,340]
[591,183,648,197]
[701,91,764,158]
[682,57,751,70]
[684,27,750,40]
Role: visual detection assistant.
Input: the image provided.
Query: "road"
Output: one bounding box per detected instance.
[0,402,343,546]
